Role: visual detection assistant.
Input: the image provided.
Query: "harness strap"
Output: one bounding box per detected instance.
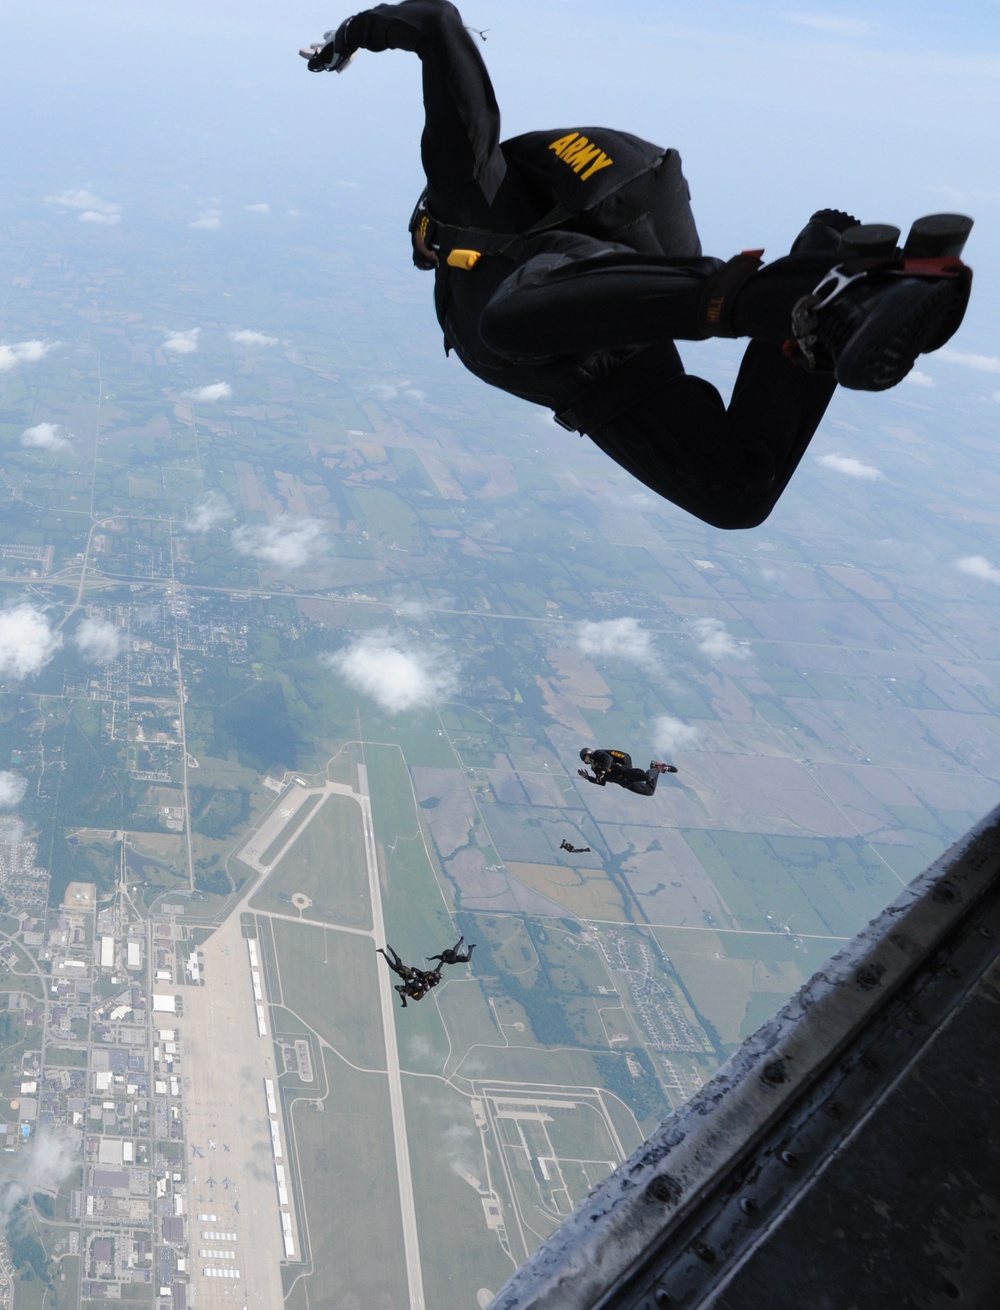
[696,250,765,337]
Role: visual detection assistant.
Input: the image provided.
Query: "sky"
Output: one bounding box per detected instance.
[3,0,997,339]
[2,0,999,539]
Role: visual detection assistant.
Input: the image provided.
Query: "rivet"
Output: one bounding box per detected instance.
[762,1061,788,1086]
[694,1241,716,1264]
[980,926,994,939]
[739,1197,758,1215]
[653,1289,672,1308]
[780,1151,799,1168]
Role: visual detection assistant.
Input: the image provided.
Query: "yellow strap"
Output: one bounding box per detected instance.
[446,248,482,270]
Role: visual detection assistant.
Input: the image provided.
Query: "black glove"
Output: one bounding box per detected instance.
[301,18,357,72]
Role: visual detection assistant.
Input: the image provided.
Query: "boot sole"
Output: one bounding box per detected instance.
[834,276,969,392]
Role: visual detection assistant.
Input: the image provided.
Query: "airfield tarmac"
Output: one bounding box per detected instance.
[171,909,289,1310]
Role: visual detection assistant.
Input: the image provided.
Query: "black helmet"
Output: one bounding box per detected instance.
[579,748,592,762]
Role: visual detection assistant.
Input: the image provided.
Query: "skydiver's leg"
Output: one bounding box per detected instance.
[378,945,408,978]
[338,1,506,223]
[395,984,409,1007]
[478,245,840,357]
[617,767,659,796]
[578,343,836,528]
[478,226,845,529]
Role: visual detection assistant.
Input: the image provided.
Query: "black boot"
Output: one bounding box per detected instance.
[789,259,972,391]
[790,209,860,254]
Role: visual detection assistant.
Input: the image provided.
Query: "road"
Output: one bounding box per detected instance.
[356,763,426,1310]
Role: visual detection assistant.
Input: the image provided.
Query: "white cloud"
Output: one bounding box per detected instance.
[373,379,427,403]
[21,422,71,451]
[816,452,883,480]
[1,1127,80,1222]
[955,555,1000,584]
[73,616,122,663]
[651,714,699,757]
[45,188,121,222]
[902,369,934,388]
[0,340,52,374]
[231,516,326,570]
[936,347,1000,373]
[786,13,874,36]
[79,211,121,226]
[182,382,231,403]
[164,328,200,355]
[0,772,27,808]
[229,330,278,348]
[245,203,270,214]
[576,618,656,668]
[186,491,233,533]
[190,210,222,231]
[322,633,459,714]
[0,604,63,680]
[690,617,749,661]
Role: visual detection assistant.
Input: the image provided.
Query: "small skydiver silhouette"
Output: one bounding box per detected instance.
[578,748,678,797]
[395,969,442,1008]
[379,945,442,1006]
[559,839,591,853]
[427,935,476,966]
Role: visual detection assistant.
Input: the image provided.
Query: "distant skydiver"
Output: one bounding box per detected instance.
[559,839,591,853]
[300,2,972,530]
[378,944,442,1006]
[427,935,476,966]
[397,970,442,1006]
[377,944,416,983]
[578,748,678,797]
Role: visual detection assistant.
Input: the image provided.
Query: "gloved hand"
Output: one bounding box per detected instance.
[300,17,357,72]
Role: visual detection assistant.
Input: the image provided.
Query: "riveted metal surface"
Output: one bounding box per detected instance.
[488,804,1000,1310]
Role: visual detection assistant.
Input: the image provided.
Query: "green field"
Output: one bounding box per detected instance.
[270,918,386,1071]
[402,1074,519,1305]
[42,1047,89,1068]
[364,742,457,959]
[287,1048,408,1309]
[251,793,372,930]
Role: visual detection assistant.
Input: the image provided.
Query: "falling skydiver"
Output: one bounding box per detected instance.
[377,944,442,1007]
[427,934,476,966]
[301,1,972,530]
[578,748,678,797]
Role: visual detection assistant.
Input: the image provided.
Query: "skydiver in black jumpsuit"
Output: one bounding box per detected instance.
[427,935,476,966]
[578,748,677,797]
[378,945,443,1005]
[303,1,971,530]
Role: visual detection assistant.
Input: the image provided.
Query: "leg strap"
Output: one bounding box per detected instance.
[697,250,765,337]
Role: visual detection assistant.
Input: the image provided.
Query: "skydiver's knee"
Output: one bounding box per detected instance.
[695,498,775,530]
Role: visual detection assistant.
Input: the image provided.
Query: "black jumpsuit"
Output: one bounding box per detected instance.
[338,0,846,529]
[581,750,663,797]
